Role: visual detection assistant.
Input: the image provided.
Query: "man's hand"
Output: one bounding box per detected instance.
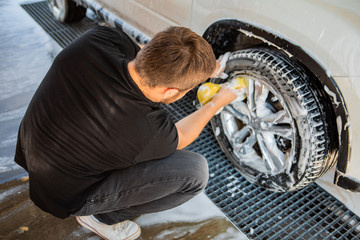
[209,83,238,109]
[175,83,240,150]
[212,52,231,79]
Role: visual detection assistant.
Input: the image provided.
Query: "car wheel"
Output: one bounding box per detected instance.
[211,48,335,192]
[47,0,86,23]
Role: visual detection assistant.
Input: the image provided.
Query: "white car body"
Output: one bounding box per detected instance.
[76,0,360,215]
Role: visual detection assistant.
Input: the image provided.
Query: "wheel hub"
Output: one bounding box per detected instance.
[250,117,261,130]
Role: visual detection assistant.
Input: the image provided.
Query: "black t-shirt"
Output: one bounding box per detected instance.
[14,26,178,218]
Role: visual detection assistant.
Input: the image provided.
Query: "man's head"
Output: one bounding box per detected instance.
[134,26,216,100]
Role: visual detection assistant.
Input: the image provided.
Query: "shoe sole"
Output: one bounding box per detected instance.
[76,216,141,240]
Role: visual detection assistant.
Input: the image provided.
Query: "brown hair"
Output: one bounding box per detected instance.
[134,26,216,90]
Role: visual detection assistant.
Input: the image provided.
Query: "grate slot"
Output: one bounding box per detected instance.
[20,1,360,239]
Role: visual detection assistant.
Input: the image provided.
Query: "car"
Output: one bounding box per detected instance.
[48,0,360,215]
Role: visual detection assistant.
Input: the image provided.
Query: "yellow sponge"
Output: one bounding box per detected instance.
[197,82,222,106]
[197,77,248,106]
[230,76,248,90]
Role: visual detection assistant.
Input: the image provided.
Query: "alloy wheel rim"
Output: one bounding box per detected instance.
[49,0,64,18]
[220,74,296,174]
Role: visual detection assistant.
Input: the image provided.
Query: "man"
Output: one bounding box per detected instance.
[14,26,238,239]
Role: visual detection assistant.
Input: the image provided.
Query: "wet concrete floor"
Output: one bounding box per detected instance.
[0,0,246,239]
[0,178,246,239]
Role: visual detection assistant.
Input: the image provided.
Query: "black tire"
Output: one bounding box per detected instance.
[211,48,335,192]
[48,0,86,23]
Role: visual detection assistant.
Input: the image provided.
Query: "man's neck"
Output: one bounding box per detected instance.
[127,61,162,102]
[127,61,153,101]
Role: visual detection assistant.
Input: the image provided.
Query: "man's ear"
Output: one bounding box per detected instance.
[163,88,179,99]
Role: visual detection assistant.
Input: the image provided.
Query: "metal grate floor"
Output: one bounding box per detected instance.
[21,1,360,239]
[21,1,98,48]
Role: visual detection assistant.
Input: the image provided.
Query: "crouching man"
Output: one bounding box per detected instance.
[15,26,237,239]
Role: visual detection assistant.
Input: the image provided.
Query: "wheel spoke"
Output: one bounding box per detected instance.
[243,132,257,147]
[257,133,285,171]
[234,101,252,118]
[263,132,286,169]
[224,105,249,124]
[56,0,63,8]
[255,85,273,119]
[220,112,238,140]
[231,126,252,146]
[234,130,257,154]
[260,110,291,124]
[257,134,277,171]
[263,125,294,140]
[247,78,256,113]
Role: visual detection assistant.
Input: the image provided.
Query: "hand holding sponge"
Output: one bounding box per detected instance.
[197,77,248,107]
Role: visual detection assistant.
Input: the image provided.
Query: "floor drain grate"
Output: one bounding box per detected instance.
[21,1,98,48]
[21,1,360,239]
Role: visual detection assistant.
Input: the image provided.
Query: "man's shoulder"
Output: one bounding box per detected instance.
[83,26,140,57]
[87,26,124,37]
[63,26,131,50]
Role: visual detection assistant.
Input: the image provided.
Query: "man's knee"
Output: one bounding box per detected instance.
[193,152,209,189]
[178,151,209,193]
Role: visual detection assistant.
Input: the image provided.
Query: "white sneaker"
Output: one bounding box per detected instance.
[76,215,141,240]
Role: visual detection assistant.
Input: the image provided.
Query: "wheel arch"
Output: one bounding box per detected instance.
[202,19,350,186]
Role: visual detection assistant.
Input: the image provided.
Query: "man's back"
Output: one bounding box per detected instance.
[15,27,178,218]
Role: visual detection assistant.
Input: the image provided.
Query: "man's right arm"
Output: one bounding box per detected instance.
[175,85,237,150]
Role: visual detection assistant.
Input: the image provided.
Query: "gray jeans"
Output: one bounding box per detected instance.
[72,150,209,225]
